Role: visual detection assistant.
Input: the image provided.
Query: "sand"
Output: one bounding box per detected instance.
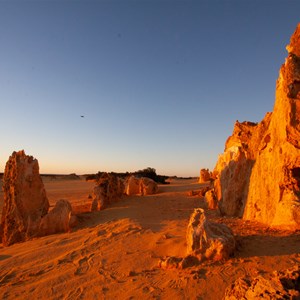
[0,178,299,299]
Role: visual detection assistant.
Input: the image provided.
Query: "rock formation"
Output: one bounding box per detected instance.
[125,176,141,196]
[199,168,210,183]
[91,173,125,211]
[125,176,158,196]
[224,265,300,299]
[140,177,158,195]
[186,208,235,261]
[205,189,218,210]
[214,24,300,229]
[0,150,49,246]
[39,199,73,236]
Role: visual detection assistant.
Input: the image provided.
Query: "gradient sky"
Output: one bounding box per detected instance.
[1,0,300,176]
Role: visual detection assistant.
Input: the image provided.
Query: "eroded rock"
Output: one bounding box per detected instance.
[205,189,218,210]
[125,176,158,196]
[39,199,73,236]
[186,208,235,261]
[224,265,300,300]
[199,168,210,183]
[91,173,125,211]
[158,255,199,270]
[214,24,300,229]
[1,150,49,246]
[140,177,158,195]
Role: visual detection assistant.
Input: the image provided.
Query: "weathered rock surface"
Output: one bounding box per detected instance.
[39,199,73,236]
[1,150,49,246]
[125,176,140,196]
[224,265,300,300]
[91,173,125,211]
[125,176,158,196]
[140,177,158,195]
[199,168,210,183]
[205,189,218,210]
[214,117,271,217]
[186,208,235,261]
[214,24,300,229]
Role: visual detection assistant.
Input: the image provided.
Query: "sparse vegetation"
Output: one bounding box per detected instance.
[84,167,169,184]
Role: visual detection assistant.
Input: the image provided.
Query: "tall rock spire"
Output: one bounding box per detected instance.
[213,24,300,229]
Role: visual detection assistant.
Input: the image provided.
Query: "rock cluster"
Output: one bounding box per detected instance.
[125,175,158,196]
[0,151,75,246]
[90,174,158,211]
[186,208,235,262]
[214,24,300,229]
[224,265,300,299]
[91,173,125,211]
[199,168,210,183]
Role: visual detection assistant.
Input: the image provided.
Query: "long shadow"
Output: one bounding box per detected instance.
[76,190,202,232]
[235,232,300,257]
[0,255,11,261]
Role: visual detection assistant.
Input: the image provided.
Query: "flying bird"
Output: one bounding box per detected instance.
[81,115,84,118]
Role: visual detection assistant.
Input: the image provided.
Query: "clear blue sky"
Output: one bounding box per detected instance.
[1,0,300,176]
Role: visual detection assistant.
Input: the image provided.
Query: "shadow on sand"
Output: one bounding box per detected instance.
[235,232,300,258]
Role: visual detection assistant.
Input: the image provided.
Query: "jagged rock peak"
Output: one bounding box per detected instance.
[286,23,300,56]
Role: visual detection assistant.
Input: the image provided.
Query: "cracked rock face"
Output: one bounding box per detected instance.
[214,24,300,229]
[1,150,49,246]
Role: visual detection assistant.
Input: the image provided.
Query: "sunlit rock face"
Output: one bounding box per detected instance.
[214,116,271,217]
[39,199,73,236]
[0,150,49,246]
[214,24,300,229]
[199,168,210,183]
[125,176,158,196]
[186,208,235,261]
[204,189,218,210]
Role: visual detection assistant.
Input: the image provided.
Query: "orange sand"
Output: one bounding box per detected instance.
[0,178,299,299]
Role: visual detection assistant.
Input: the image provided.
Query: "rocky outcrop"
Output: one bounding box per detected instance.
[0,150,49,246]
[39,199,73,236]
[91,173,125,211]
[125,176,141,196]
[186,208,235,262]
[199,168,210,183]
[125,176,158,196]
[224,265,300,300]
[214,117,271,217]
[205,189,218,210]
[140,177,158,195]
[214,24,300,229]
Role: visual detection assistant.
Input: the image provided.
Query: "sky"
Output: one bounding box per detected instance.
[1,0,300,177]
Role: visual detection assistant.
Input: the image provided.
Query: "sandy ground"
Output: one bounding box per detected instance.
[0,178,300,300]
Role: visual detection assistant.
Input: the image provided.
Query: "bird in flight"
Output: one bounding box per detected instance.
[81,115,84,118]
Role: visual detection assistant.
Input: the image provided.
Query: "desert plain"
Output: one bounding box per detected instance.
[0,176,299,300]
